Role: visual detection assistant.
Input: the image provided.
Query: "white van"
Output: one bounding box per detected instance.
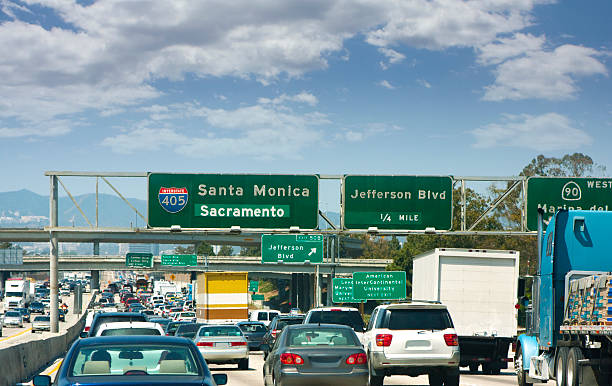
[249,310,280,326]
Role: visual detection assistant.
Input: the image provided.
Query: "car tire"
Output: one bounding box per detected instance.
[428,372,444,386]
[273,373,282,386]
[567,347,584,386]
[468,363,479,373]
[444,368,460,386]
[238,357,249,370]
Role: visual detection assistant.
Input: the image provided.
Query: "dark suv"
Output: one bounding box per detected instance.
[82,312,146,337]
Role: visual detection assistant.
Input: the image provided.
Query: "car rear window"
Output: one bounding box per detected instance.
[91,315,146,335]
[34,316,50,321]
[307,311,365,331]
[5,311,20,317]
[100,328,161,336]
[287,327,359,347]
[276,318,304,330]
[257,312,268,321]
[382,308,453,330]
[198,326,243,337]
[239,324,266,333]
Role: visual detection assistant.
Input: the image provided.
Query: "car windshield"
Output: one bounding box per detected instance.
[34,316,50,322]
[198,326,242,337]
[179,312,195,317]
[383,308,453,330]
[307,311,365,331]
[70,344,202,376]
[239,324,266,333]
[100,328,161,336]
[286,327,358,347]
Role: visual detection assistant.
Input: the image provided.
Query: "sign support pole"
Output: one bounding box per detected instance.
[49,175,59,333]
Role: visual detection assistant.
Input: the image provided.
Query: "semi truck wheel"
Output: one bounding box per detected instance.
[516,351,533,386]
[567,347,584,386]
[556,347,569,386]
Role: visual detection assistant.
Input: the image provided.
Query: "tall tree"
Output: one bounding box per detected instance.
[175,241,214,256]
[217,245,233,256]
[239,246,261,256]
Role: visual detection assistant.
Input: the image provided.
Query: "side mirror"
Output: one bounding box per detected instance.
[260,344,270,352]
[33,375,52,386]
[79,331,88,338]
[212,373,228,385]
[518,277,526,298]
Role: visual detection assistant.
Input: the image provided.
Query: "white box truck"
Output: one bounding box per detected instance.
[4,277,32,309]
[412,248,519,375]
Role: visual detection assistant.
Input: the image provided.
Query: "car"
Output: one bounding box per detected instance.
[262,314,305,358]
[262,324,368,386]
[83,312,147,337]
[31,335,228,386]
[140,309,155,317]
[249,309,281,327]
[173,311,197,322]
[166,321,190,336]
[3,310,24,327]
[194,324,249,369]
[95,321,166,336]
[362,302,460,386]
[32,315,51,333]
[0,319,3,336]
[146,317,172,331]
[41,298,50,309]
[29,301,46,314]
[236,321,268,351]
[15,307,31,322]
[174,323,206,339]
[303,307,366,341]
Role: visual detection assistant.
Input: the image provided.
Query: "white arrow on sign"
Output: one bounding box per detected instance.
[308,248,316,256]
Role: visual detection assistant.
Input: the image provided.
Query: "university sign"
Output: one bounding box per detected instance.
[526,177,612,231]
[148,173,319,229]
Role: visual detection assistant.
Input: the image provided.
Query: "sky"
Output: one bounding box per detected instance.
[0,0,610,212]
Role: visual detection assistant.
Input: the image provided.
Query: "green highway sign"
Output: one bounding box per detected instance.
[527,177,612,231]
[161,254,197,266]
[343,175,453,230]
[353,271,407,300]
[252,294,265,301]
[332,278,359,303]
[148,173,319,229]
[126,253,154,268]
[249,280,259,292]
[261,234,324,263]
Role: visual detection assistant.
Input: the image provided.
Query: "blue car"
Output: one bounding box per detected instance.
[32,336,227,386]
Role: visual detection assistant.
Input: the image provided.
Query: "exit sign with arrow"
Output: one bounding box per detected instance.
[261,234,323,263]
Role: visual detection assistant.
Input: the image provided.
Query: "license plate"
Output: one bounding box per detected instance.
[216,342,230,348]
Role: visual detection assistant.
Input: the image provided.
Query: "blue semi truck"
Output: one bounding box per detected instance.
[515,209,612,386]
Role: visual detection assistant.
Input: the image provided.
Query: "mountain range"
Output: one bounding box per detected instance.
[0,189,340,229]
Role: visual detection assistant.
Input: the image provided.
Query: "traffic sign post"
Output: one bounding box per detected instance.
[125,253,153,268]
[160,254,197,266]
[148,173,319,230]
[332,277,359,303]
[261,234,324,263]
[353,271,407,300]
[249,280,259,292]
[527,177,612,231]
[343,175,453,230]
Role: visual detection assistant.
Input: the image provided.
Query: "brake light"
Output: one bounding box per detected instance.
[346,353,367,365]
[330,309,342,311]
[197,342,213,347]
[84,326,90,332]
[231,341,247,346]
[444,334,459,346]
[376,334,392,347]
[271,330,278,338]
[280,353,304,365]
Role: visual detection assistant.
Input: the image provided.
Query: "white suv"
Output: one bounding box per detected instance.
[362,302,460,386]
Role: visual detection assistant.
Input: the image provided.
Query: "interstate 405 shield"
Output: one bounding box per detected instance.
[148,173,319,229]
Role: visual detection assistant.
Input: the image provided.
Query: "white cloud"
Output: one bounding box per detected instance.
[257,92,318,106]
[477,33,545,65]
[417,79,431,88]
[483,44,607,101]
[0,122,71,138]
[378,47,406,69]
[471,113,592,150]
[378,80,395,89]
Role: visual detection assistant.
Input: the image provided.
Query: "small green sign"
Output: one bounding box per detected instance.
[161,254,197,266]
[261,234,324,263]
[343,175,453,230]
[353,271,407,300]
[527,177,612,231]
[332,278,359,303]
[126,253,154,268]
[249,280,259,292]
[252,294,265,301]
[148,173,319,229]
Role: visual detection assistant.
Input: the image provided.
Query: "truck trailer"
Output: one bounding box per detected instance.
[516,210,612,386]
[196,272,248,323]
[4,277,32,309]
[412,248,519,374]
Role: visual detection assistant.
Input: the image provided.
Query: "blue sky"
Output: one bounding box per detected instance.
[0,0,610,212]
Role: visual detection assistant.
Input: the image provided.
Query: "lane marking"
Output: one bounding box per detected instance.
[43,358,63,376]
[0,327,33,342]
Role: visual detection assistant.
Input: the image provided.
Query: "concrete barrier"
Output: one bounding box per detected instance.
[0,292,97,386]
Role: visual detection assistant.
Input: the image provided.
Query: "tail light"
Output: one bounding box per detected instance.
[280,353,304,365]
[375,334,393,347]
[271,330,278,338]
[84,326,90,332]
[231,341,247,346]
[444,334,459,346]
[197,342,213,347]
[346,353,367,365]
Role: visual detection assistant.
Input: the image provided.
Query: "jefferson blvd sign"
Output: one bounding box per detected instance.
[353,271,407,300]
[261,234,324,263]
[343,175,453,230]
[148,173,319,229]
[527,177,612,231]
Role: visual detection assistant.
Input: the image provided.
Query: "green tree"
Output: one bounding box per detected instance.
[217,245,233,256]
[239,246,261,256]
[0,242,12,249]
[175,242,215,256]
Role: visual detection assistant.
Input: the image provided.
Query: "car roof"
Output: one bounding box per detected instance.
[307,307,359,312]
[78,335,193,346]
[97,321,162,329]
[237,321,266,325]
[288,323,354,330]
[378,302,448,310]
